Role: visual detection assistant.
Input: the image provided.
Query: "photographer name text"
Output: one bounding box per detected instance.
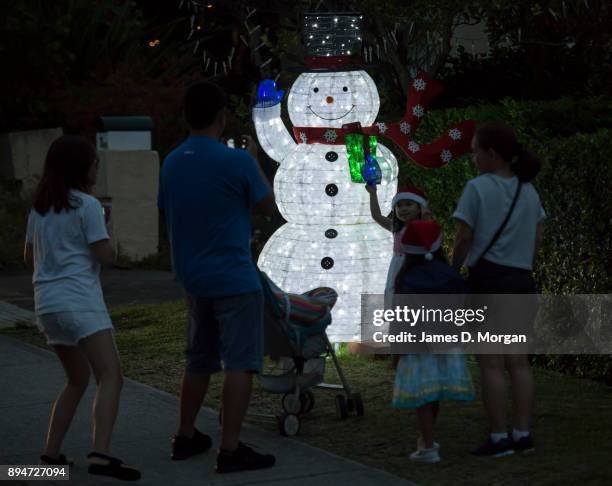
[371,331,527,344]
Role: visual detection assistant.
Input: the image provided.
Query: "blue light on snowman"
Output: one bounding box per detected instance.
[255,79,284,108]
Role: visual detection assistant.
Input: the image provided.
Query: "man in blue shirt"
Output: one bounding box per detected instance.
[158,81,278,473]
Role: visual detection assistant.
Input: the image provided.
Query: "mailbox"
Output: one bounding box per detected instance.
[96,116,153,150]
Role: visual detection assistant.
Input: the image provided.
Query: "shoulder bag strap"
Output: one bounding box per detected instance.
[474,180,522,264]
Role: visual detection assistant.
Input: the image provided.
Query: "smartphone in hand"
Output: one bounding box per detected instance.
[226,137,248,150]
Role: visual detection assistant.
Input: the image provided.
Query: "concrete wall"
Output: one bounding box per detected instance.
[93,151,159,261]
[0,128,63,198]
[0,129,159,262]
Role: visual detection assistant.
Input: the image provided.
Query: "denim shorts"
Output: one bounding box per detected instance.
[36,311,113,346]
[185,290,264,374]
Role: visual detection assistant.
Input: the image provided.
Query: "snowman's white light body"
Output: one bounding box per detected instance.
[254,70,398,342]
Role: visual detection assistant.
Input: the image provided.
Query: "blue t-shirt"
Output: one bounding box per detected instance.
[158,135,270,297]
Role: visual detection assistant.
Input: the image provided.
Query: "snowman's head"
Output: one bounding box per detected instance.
[288,70,379,128]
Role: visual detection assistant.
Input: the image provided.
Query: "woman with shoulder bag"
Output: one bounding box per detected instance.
[451,122,545,457]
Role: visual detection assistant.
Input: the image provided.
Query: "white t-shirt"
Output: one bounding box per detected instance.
[26,190,110,314]
[453,174,546,270]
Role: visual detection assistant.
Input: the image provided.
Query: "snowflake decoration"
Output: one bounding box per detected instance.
[324,129,337,142]
[299,132,308,143]
[412,105,425,118]
[413,78,427,91]
[375,122,387,134]
[449,128,462,141]
[441,149,453,163]
[399,121,411,134]
[408,141,420,153]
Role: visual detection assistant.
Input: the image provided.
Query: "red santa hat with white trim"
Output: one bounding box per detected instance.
[401,219,442,261]
[392,186,428,208]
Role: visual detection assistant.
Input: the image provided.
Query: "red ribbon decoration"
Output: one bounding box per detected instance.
[305,55,361,70]
[292,72,476,169]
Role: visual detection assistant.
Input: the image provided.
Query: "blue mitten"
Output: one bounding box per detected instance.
[255,79,284,108]
[362,154,382,185]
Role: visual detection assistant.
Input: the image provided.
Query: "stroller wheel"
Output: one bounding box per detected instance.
[278,412,301,436]
[299,390,315,414]
[335,394,348,420]
[282,393,302,414]
[353,392,364,417]
[346,397,355,413]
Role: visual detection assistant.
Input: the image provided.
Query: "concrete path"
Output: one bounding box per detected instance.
[0,268,185,312]
[0,301,34,329]
[0,335,414,485]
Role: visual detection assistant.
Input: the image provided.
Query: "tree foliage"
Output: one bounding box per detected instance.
[0,0,192,133]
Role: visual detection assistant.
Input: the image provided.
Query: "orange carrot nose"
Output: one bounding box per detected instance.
[326,96,334,104]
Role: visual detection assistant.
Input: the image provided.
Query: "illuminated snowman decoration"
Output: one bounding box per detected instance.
[253,70,397,342]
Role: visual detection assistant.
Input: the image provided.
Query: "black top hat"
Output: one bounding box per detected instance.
[302,12,363,70]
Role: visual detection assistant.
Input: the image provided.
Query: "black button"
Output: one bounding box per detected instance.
[321,257,334,269]
[325,229,338,239]
[325,151,338,162]
[325,184,338,196]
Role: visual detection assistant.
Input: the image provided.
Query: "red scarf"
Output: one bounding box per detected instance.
[292,73,475,169]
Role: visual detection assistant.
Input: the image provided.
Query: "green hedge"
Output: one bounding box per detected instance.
[530,355,612,386]
[534,130,611,293]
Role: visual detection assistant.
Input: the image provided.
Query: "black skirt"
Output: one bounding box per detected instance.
[468,258,536,294]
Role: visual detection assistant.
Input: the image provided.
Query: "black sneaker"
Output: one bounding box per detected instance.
[512,435,535,453]
[171,428,212,460]
[216,442,276,473]
[471,437,515,457]
[87,452,141,481]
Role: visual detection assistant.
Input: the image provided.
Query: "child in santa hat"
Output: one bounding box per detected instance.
[366,185,432,309]
[391,219,475,464]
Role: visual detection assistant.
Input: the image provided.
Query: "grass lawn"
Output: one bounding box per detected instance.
[3,300,612,485]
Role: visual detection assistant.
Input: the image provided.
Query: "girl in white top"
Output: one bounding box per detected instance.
[25,135,140,480]
[452,122,544,458]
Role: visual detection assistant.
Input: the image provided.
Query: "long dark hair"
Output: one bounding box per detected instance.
[476,122,541,182]
[33,135,96,215]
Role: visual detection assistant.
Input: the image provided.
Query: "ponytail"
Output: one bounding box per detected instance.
[512,143,541,182]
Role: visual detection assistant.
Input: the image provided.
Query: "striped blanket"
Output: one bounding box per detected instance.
[271,287,338,325]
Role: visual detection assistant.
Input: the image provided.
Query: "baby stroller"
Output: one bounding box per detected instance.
[253,270,364,436]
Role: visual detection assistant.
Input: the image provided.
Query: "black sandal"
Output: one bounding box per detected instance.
[87,452,141,481]
[40,454,74,466]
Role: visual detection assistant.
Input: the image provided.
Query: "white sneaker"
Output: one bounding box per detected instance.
[417,437,441,451]
[409,448,440,463]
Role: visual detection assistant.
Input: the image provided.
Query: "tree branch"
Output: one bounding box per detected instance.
[430,13,455,76]
[374,14,409,93]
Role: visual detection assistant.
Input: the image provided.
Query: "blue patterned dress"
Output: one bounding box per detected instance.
[392,352,475,409]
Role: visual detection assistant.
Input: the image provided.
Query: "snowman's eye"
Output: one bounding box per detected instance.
[313,87,319,93]
[342,86,348,92]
